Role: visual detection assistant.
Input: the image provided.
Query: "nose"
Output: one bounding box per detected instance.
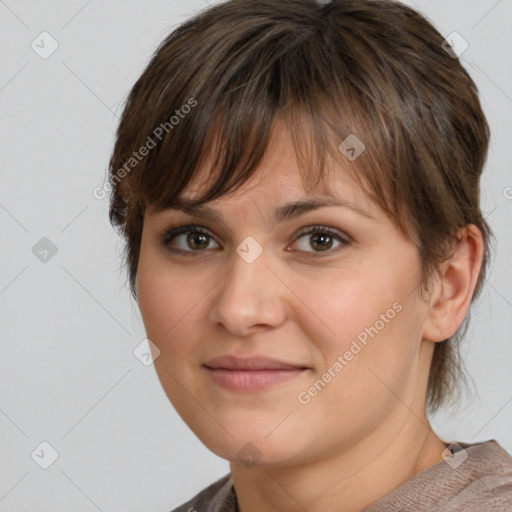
[208,243,287,337]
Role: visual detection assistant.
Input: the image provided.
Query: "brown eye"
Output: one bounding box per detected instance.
[309,232,334,251]
[162,225,219,252]
[186,232,210,250]
[291,226,349,255]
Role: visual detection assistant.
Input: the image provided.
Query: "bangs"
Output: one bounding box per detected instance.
[137,103,384,215]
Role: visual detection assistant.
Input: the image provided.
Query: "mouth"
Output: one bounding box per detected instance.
[202,355,309,392]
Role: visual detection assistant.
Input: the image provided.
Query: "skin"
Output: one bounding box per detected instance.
[136,121,484,512]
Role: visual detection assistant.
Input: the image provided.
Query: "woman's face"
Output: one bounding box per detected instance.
[136,123,436,467]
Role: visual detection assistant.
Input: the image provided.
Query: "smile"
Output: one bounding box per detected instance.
[203,367,307,392]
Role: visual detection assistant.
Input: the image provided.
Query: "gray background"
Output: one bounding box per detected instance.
[1,0,511,510]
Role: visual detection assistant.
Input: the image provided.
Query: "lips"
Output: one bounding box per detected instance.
[203,354,307,371]
[203,355,309,392]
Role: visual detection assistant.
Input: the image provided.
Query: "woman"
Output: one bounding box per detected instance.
[108,0,512,510]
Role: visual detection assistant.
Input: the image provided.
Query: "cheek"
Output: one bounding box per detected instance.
[326,306,424,420]
[136,266,170,342]
[305,262,423,392]
[135,254,207,412]
[136,251,217,362]
[136,251,188,346]
[302,268,404,353]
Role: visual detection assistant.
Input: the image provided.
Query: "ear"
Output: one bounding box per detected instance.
[422,225,485,343]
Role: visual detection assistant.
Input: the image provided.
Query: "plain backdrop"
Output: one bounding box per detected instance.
[1,0,511,510]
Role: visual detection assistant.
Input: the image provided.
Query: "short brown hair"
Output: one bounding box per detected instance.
[108,0,492,415]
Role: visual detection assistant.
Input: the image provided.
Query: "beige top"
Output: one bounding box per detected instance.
[170,439,512,511]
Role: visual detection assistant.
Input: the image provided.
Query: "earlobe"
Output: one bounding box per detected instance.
[422,225,484,343]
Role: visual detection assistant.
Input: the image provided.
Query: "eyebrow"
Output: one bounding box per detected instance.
[164,196,373,224]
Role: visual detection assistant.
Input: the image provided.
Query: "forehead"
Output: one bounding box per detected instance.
[151,167,378,230]
[179,119,370,209]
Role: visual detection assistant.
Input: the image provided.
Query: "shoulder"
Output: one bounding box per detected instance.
[433,477,512,511]
[439,440,512,511]
[169,473,235,512]
[366,439,512,512]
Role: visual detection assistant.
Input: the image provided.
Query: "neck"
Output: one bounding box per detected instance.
[230,409,448,512]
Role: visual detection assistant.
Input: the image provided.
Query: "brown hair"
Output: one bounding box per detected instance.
[108,0,492,415]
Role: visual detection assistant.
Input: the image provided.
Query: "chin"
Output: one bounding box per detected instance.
[209,440,293,468]
[189,421,314,469]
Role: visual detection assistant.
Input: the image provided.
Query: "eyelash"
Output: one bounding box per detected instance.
[159,223,350,257]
